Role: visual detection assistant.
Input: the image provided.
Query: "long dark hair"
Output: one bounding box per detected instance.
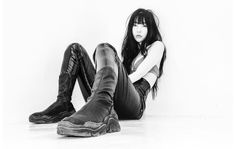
[121,8,167,99]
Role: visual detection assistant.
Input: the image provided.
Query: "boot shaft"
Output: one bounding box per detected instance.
[87,66,118,104]
[57,73,76,101]
[57,44,80,102]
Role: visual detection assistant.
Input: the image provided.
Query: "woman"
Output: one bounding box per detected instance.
[29,8,166,137]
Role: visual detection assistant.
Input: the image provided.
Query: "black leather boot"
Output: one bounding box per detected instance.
[29,73,76,124]
[57,66,120,137]
[29,46,79,124]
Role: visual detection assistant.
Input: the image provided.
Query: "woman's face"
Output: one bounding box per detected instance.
[132,21,148,44]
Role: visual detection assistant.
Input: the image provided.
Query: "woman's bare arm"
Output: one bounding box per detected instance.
[129,41,164,83]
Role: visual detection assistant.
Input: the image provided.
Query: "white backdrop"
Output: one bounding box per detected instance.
[2,0,233,134]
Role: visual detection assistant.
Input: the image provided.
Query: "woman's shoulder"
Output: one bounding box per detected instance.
[147,41,164,54]
[147,41,164,49]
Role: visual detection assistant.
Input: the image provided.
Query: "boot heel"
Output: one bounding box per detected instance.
[107,117,121,133]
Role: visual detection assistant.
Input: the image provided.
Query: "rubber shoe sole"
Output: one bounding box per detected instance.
[57,114,121,137]
[29,110,75,124]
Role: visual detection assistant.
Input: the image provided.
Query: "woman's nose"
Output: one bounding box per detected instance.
[137,26,141,32]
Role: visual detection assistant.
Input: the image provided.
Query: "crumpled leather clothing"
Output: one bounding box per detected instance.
[75,43,151,119]
[62,66,118,124]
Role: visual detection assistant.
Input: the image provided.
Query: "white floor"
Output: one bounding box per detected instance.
[1,113,234,149]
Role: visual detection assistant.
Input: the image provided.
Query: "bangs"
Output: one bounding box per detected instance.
[134,15,147,25]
